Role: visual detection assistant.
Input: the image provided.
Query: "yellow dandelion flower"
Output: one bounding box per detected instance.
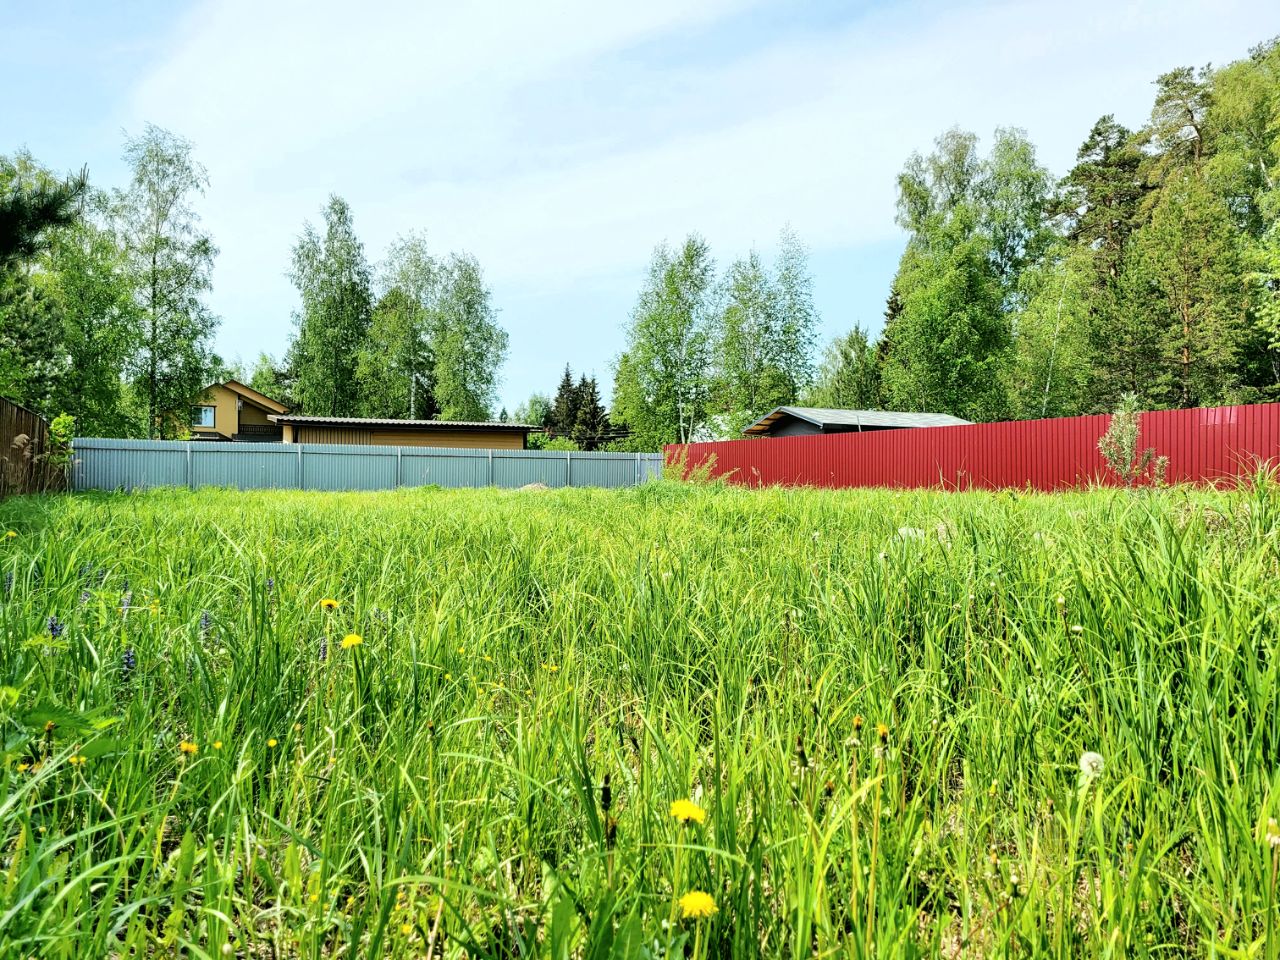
[320,598,339,610]
[400,923,414,936]
[68,754,87,766]
[5,530,16,538]
[16,762,30,772]
[267,738,278,748]
[853,715,864,732]
[669,798,706,824]
[212,741,223,750]
[876,722,889,743]
[309,893,319,903]
[444,672,453,681]
[341,633,363,649]
[678,890,717,919]
[179,740,199,755]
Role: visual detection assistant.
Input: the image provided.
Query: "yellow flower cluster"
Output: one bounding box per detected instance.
[669,798,706,824]
[678,890,717,919]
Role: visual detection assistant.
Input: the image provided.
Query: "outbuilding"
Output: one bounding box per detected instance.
[270,415,537,449]
[743,406,970,438]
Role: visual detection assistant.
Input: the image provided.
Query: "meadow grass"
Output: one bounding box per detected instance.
[1,481,1278,958]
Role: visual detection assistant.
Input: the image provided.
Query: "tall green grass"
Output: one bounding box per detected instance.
[1,482,1278,958]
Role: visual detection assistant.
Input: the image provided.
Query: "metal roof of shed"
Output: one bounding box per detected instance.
[743,406,971,436]
[270,415,537,431]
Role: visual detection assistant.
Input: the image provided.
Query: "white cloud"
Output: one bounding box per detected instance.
[121,0,1277,402]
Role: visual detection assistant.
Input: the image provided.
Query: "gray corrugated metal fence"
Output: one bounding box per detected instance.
[72,439,665,492]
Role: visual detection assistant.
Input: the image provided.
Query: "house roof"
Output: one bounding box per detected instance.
[213,380,290,414]
[743,406,971,436]
[269,415,537,432]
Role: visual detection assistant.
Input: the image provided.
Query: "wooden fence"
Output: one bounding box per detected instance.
[0,397,65,497]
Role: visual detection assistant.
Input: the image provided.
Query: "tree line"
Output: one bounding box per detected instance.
[4,35,1277,446]
[809,37,1280,424]
[0,136,508,435]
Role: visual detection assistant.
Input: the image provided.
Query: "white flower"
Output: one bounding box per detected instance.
[897,526,927,541]
[1078,751,1104,780]
[1266,818,1280,849]
[1070,624,1084,634]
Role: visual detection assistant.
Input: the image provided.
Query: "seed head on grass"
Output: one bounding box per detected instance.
[679,890,717,919]
[1265,818,1280,848]
[670,798,706,824]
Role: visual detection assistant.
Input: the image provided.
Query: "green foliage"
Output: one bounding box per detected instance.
[356,233,437,419]
[116,125,219,438]
[1006,249,1095,419]
[247,352,290,408]
[4,484,1280,955]
[429,253,508,421]
[612,236,716,446]
[288,195,372,417]
[1097,393,1168,486]
[0,152,86,267]
[881,207,1011,421]
[806,325,882,410]
[540,435,580,451]
[881,128,1046,420]
[1122,171,1249,407]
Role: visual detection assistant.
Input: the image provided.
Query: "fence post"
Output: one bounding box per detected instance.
[396,447,402,489]
[186,442,193,490]
[296,444,303,489]
[634,452,640,486]
[566,450,572,488]
[487,449,494,486]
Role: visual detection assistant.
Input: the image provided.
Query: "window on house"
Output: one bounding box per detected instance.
[191,406,215,428]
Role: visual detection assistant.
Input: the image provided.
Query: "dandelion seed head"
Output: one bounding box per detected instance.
[1079,750,1104,779]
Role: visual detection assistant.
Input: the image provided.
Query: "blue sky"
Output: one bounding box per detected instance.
[3,0,1275,412]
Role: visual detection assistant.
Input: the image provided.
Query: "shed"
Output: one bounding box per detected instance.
[270,415,537,449]
[743,406,970,438]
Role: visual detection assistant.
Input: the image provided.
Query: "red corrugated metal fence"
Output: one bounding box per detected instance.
[665,403,1280,491]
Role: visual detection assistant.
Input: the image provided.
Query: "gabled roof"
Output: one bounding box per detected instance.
[211,380,289,414]
[744,406,971,436]
[270,415,536,432]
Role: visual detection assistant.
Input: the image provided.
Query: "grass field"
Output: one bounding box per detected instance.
[1,482,1279,959]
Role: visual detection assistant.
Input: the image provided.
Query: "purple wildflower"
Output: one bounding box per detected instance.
[48,616,64,639]
[319,637,328,662]
[121,647,136,679]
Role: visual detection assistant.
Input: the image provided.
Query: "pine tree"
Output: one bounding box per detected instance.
[549,365,581,438]
[571,375,609,449]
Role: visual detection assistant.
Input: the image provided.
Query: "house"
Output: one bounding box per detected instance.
[269,415,537,449]
[191,380,290,442]
[743,406,971,438]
